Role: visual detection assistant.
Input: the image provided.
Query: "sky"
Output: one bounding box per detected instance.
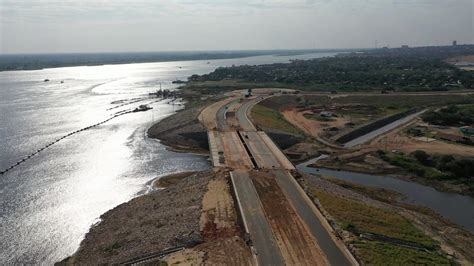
[0,0,472,54]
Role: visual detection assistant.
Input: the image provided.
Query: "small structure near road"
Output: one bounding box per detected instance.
[320,111,334,118]
[245,88,252,98]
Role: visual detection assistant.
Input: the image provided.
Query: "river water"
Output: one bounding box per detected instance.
[297,156,474,233]
[0,51,335,264]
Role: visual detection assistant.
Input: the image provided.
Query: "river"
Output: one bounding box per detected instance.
[0,51,335,264]
[297,156,474,233]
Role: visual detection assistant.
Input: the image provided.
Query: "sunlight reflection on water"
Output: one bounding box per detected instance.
[0,52,335,263]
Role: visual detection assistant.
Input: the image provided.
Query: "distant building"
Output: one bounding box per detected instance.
[401,45,409,49]
[453,40,457,46]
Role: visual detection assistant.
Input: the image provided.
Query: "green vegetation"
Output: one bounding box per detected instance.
[303,113,335,122]
[314,189,435,246]
[312,189,453,265]
[103,241,122,255]
[190,46,474,92]
[260,94,474,121]
[330,94,474,110]
[378,150,474,195]
[251,104,303,135]
[422,104,474,126]
[353,240,453,265]
[322,177,404,204]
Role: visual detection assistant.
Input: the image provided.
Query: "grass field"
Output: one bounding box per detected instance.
[251,104,303,135]
[321,177,404,204]
[310,189,453,264]
[353,240,453,265]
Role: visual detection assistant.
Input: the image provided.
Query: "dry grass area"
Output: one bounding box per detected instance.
[251,104,303,135]
[370,120,474,157]
[282,109,349,138]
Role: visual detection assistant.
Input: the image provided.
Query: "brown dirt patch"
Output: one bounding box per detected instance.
[371,129,474,157]
[196,171,254,265]
[200,172,241,239]
[251,172,329,266]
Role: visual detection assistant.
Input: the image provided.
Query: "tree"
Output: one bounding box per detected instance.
[411,150,431,166]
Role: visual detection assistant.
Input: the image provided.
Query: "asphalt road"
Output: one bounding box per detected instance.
[230,170,285,266]
[236,100,257,131]
[241,131,281,169]
[217,101,235,131]
[273,170,353,266]
[206,94,357,265]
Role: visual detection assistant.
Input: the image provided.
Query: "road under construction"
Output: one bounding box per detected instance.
[199,90,358,266]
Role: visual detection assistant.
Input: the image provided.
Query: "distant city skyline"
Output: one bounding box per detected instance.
[1,0,472,54]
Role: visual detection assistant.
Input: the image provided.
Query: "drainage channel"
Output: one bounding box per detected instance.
[237,131,258,169]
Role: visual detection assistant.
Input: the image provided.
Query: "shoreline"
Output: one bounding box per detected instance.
[61,90,474,265]
[310,158,474,197]
[59,170,214,265]
[58,94,212,264]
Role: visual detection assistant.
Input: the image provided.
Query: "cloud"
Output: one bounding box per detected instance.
[0,0,471,53]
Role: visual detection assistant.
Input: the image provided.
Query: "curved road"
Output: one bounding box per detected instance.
[205,94,358,265]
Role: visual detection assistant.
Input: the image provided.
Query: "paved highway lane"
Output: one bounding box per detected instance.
[217,101,236,131]
[241,131,281,169]
[273,170,354,266]
[230,170,285,266]
[237,100,257,131]
[203,92,358,266]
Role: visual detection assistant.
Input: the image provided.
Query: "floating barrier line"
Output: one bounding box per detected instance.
[0,110,134,175]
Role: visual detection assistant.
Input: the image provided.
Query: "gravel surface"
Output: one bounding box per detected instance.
[61,171,213,265]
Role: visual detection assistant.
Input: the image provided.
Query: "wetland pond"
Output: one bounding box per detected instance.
[297,155,474,233]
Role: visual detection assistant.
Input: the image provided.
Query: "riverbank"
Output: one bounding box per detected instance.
[297,172,474,265]
[147,104,208,153]
[312,153,474,197]
[58,171,214,265]
[147,91,224,153]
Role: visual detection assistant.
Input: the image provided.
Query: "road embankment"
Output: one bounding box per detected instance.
[148,105,209,153]
[298,173,474,265]
[335,108,420,145]
[58,171,213,265]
